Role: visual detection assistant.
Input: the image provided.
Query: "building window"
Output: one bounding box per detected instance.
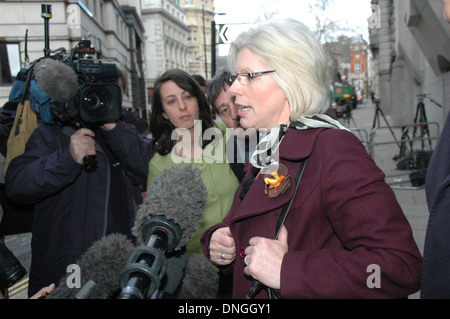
[354,61,361,74]
[0,42,21,85]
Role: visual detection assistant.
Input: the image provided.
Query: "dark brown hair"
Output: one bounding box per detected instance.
[150,69,215,155]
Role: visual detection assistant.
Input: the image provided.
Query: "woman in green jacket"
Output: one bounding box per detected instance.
[148,69,240,254]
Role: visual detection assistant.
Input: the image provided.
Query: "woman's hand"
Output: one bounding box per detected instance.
[209,227,236,265]
[244,226,289,290]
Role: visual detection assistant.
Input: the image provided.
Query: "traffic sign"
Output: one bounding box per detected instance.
[217,23,253,44]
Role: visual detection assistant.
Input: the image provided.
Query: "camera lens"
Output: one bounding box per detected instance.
[0,242,26,290]
[78,83,122,123]
[82,87,112,117]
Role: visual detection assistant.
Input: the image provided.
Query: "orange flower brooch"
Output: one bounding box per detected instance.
[263,164,291,198]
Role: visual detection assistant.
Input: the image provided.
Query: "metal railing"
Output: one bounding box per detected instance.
[368,121,440,189]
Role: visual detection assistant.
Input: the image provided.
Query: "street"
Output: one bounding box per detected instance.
[3,100,432,299]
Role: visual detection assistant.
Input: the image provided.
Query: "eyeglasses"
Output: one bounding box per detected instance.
[231,70,276,86]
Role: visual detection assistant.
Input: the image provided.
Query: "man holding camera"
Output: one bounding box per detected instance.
[4,56,153,297]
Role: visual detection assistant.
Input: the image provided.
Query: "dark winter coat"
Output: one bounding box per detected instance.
[5,121,153,296]
[202,127,422,299]
[421,112,450,298]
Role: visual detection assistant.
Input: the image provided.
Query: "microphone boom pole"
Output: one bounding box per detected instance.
[41,4,52,57]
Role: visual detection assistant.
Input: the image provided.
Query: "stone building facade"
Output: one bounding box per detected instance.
[370,0,450,132]
[0,0,147,111]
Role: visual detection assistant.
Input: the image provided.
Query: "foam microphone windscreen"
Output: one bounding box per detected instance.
[132,165,208,248]
[173,253,220,299]
[33,58,79,102]
[48,233,135,299]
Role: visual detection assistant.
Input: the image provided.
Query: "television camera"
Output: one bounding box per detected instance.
[46,40,123,126]
[30,4,123,126]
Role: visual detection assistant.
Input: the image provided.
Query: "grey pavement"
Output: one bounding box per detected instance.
[3,100,432,299]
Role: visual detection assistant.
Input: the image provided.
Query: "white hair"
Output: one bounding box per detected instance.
[228,18,330,118]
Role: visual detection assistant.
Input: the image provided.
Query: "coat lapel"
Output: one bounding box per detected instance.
[229,128,326,223]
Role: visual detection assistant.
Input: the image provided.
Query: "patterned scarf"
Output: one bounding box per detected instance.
[250,114,349,174]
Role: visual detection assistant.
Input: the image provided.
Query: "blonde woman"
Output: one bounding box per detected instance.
[201,18,422,299]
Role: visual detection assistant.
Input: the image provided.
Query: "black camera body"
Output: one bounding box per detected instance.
[50,40,123,125]
[0,241,26,290]
[69,41,122,124]
[36,4,122,125]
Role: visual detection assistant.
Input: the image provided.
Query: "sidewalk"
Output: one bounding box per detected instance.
[5,101,431,299]
[343,101,431,299]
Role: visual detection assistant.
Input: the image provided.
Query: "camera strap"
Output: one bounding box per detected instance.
[268,158,307,299]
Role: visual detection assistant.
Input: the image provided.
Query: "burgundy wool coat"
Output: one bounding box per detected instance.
[201,127,422,299]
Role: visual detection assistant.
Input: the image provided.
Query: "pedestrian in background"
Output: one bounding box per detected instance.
[192,74,207,94]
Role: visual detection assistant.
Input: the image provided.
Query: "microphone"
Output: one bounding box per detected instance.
[118,216,181,299]
[173,253,220,299]
[119,165,208,299]
[33,58,79,103]
[47,233,135,299]
[246,281,264,299]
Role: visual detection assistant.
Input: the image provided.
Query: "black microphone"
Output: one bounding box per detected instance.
[118,165,208,299]
[246,280,264,299]
[118,216,181,299]
[47,233,135,299]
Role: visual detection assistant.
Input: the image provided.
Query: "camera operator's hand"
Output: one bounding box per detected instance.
[70,128,96,165]
[30,283,55,299]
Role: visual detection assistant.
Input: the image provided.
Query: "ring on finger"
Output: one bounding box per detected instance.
[220,252,226,262]
[244,255,250,266]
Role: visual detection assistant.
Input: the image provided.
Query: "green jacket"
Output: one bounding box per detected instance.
[147,121,239,253]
